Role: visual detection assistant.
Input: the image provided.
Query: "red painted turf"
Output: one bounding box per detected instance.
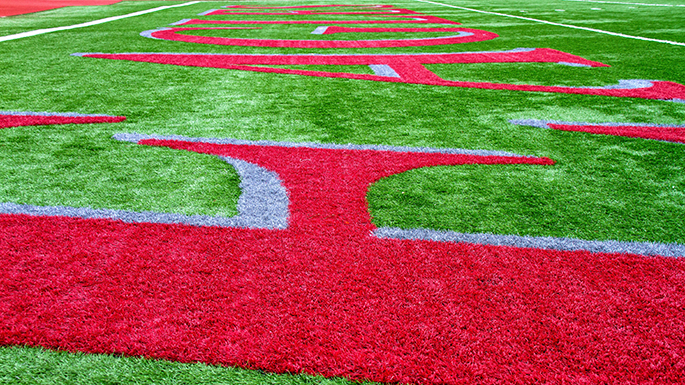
[147,26,497,48]
[2,139,685,383]
[82,51,685,100]
[0,114,125,129]
[0,0,121,17]
[549,123,685,144]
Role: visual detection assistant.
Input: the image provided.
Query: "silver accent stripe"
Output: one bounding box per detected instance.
[0,156,289,230]
[197,9,218,16]
[221,156,289,230]
[112,133,534,158]
[72,48,536,58]
[557,61,592,67]
[510,119,685,129]
[375,227,685,258]
[0,111,120,117]
[138,29,474,42]
[584,79,654,90]
[369,64,400,78]
[311,26,329,34]
[169,19,192,26]
[140,27,171,40]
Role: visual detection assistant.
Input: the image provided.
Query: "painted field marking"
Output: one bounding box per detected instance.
[0,1,201,43]
[565,0,685,7]
[410,0,685,46]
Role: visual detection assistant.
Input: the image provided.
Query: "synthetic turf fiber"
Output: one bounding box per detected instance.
[1,0,684,384]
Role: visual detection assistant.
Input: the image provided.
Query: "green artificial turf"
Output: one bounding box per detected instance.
[0,0,684,383]
[0,346,376,385]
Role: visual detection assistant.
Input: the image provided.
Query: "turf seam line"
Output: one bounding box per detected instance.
[0,1,202,43]
[409,0,685,46]
[375,227,685,257]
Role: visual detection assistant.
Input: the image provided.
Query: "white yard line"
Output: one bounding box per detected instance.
[410,0,685,46]
[0,1,201,43]
[565,0,685,7]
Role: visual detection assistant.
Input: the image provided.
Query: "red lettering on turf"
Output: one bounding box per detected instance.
[2,139,685,383]
[549,123,685,143]
[194,4,459,24]
[205,6,429,16]
[146,27,496,48]
[0,113,125,129]
[78,50,685,100]
[176,16,458,25]
[139,4,685,101]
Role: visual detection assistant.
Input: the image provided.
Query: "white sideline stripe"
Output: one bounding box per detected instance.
[565,0,685,7]
[0,1,202,43]
[409,0,685,46]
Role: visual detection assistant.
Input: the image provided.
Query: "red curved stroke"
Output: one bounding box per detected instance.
[193,5,459,25]
[79,51,685,101]
[0,114,125,129]
[549,123,685,144]
[2,139,684,383]
[148,27,497,48]
[206,6,423,16]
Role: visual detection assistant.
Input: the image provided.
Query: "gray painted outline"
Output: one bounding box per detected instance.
[112,132,533,158]
[509,119,685,129]
[559,79,656,90]
[557,61,592,67]
[0,111,121,118]
[140,27,171,40]
[72,48,536,58]
[0,154,289,230]
[369,64,400,78]
[197,9,218,16]
[311,26,329,34]
[375,227,685,258]
[169,19,192,26]
[138,27,474,42]
[7,131,680,257]
[220,156,288,229]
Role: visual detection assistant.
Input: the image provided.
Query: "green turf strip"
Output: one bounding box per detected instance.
[0,346,376,385]
[0,124,241,217]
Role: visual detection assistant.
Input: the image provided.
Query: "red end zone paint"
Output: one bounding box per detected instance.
[2,139,685,383]
[0,113,125,129]
[0,0,121,17]
[549,123,685,143]
[146,27,496,48]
